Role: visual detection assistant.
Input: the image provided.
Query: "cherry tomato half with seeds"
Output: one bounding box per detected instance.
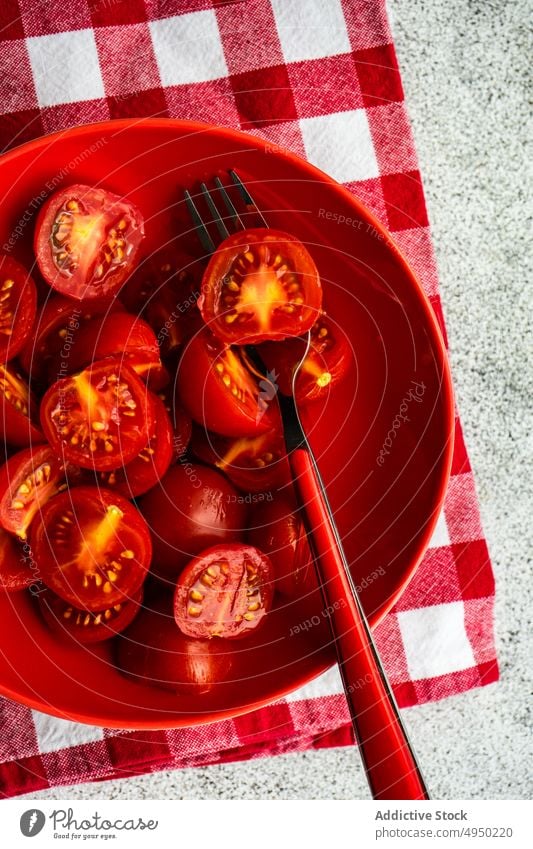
[0,527,33,592]
[0,445,68,539]
[191,425,288,493]
[35,184,144,300]
[0,363,44,447]
[139,463,246,580]
[39,587,143,644]
[0,255,37,362]
[18,294,122,384]
[259,313,351,404]
[199,228,322,344]
[90,394,173,498]
[30,486,151,611]
[248,494,314,598]
[174,544,274,640]
[116,594,233,694]
[177,328,278,438]
[40,358,154,471]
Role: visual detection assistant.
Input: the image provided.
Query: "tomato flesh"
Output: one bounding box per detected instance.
[0,255,37,362]
[191,426,288,493]
[139,463,246,580]
[259,313,351,404]
[174,544,273,640]
[30,486,151,610]
[92,394,173,497]
[0,445,68,539]
[116,594,233,694]
[35,185,144,300]
[199,228,322,344]
[39,587,142,644]
[177,328,278,438]
[40,358,154,470]
[0,363,44,447]
[248,494,313,598]
[0,527,33,591]
[158,390,192,460]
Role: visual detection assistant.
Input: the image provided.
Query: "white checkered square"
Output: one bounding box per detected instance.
[32,711,104,753]
[427,508,450,549]
[271,0,351,63]
[149,10,228,87]
[26,29,105,107]
[398,602,476,680]
[300,110,379,183]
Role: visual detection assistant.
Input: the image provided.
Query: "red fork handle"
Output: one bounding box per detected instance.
[290,447,429,800]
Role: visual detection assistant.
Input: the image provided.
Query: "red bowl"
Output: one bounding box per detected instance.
[0,119,454,728]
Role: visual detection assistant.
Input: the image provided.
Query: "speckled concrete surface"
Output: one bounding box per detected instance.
[20,0,532,800]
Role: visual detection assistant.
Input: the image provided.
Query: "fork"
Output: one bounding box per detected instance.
[184,171,429,800]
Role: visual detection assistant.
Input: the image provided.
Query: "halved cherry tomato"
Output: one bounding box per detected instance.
[174,544,273,640]
[116,593,233,694]
[177,328,278,438]
[62,311,168,389]
[248,495,313,598]
[259,313,351,404]
[0,255,37,362]
[30,486,151,610]
[34,185,144,300]
[0,363,44,447]
[40,358,154,471]
[91,394,173,498]
[18,294,121,384]
[39,587,143,644]
[139,463,246,579]
[0,527,33,591]
[158,389,192,460]
[198,228,322,344]
[0,445,68,539]
[191,426,288,493]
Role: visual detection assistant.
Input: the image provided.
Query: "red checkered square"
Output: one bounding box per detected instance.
[391,680,418,707]
[165,79,240,126]
[246,120,306,157]
[453,540,495,600]
[341,0,392,51]
[412,666,484,705]
[106,731,171,769]
[354,43,403,108]
[392,227,440,298]
[0,701,39,760]
[344,176,388,225]
[42,741,113,784]
[95,24,161,96]
[231,64,297,129]
[0,108,43,151]
[108,88,168,120]
[367,102,417,174]
[0,754,49,797]
[444,473,484,542]
[374,612,410,683]
[88,0,147,27]
[216,0,284,73]
[451,417,472,476]
[394,546,462,610]
[145,0,214,18]
[288,54,363,119]
[0,39,37,113]
[19,0,91,37]
[288,693,348,732]
[464,599,498,665]
[381,170,429,231]
[0,0,25,40]
[233,702,294,746]
[40,99,110,135]
[168,720,240,757]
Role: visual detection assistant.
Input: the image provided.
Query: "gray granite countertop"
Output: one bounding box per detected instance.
[21,0,531,800]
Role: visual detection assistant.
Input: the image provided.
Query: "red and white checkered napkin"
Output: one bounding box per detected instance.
[0,0,498,798]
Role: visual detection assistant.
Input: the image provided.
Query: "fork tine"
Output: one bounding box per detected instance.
[200,182,230,240]
[229,170,269,228]
[184,189,215,255]
[214,177,244,231]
